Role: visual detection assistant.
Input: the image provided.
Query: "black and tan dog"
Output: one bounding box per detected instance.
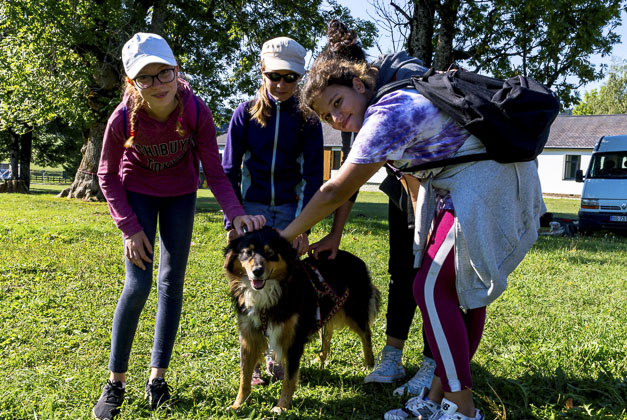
[224,227,380,413]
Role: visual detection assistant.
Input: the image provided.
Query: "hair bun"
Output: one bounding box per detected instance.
[323,19,366,63]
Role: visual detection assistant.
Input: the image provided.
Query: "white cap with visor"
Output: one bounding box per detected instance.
[261,37,306,75]
[122,33,177,79]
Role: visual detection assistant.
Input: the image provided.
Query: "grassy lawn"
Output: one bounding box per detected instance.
[0,185,625,419]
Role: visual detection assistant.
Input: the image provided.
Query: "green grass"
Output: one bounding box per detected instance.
[544,197,580,220]
[0,185,625,419]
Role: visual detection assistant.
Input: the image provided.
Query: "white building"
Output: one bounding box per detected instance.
[539,114,627,196]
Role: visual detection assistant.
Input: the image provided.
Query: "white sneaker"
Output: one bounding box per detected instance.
[383,387,440,420]
[436,397,482,420]
[364,345,406,384]
[393,357,436,396]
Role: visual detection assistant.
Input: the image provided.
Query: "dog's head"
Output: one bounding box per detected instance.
[224,227,297,307]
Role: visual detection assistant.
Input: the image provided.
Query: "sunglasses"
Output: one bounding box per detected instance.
[264,72,300,83]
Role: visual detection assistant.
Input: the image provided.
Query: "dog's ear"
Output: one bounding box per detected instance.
[224,240,240,272]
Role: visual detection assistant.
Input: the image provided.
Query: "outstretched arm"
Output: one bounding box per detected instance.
[309,200,354,259]
[281,161,384,242]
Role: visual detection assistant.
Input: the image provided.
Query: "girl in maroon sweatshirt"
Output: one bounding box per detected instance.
[93,32,265,420]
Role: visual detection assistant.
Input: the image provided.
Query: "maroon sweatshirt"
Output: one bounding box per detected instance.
[98,80,244,238]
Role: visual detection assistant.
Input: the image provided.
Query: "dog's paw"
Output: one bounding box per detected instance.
[270,406,288,415]
[227,403,241,412]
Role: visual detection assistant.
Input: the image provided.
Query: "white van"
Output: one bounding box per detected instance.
[576,135,627,235]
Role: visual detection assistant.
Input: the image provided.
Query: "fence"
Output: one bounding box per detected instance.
[0,169,73,185]
[30,173,72,184]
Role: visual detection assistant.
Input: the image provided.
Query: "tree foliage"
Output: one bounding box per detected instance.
[1,0,376,130]
[0,0,376,198]
[370,0,623,108]
[573,61,627,115]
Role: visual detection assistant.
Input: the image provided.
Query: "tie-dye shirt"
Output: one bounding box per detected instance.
[346,88,469,170]
[345,88,470,210]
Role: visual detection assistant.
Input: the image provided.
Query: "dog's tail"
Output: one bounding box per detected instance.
[368,286,382,325]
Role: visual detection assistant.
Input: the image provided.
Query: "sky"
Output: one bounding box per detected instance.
[336,0,627,95]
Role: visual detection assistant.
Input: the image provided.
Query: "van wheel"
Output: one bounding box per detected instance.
[579,227,593,236]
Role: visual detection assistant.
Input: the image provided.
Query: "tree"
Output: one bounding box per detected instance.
[1,1,96,194]
[573,61,627,115]
[369,0,623,108]
[1,0,377,200]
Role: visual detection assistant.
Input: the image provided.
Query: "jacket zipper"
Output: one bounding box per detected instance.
[270,100,280,206]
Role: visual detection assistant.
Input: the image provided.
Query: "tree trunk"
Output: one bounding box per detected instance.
[408,0,436,67]
[59,58,119,201]
[149,0,168,34]
[57,122,106,201]
[0,180,29,194]
[9,131,18,179]
[433,0,460,71]
[18,131,32,190]
[1,131,30,194]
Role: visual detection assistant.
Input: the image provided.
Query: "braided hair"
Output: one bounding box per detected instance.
[123,81,186,148]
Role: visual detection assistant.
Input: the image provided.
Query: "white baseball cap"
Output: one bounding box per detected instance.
[122,33,177,79]
[261,37,306,74]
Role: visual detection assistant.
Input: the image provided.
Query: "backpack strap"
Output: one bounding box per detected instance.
[122,105,128,139]
[191,94,199,147]
[400,152,491,172]
[243,98,256,140]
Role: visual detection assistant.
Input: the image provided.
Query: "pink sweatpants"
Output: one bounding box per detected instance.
[412,209,486,393]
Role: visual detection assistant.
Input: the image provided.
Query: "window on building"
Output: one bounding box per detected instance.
[563,155,580,180]
[332,150,342,170]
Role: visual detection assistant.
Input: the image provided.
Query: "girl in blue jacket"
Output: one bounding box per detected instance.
[221,36,324,384]
[222,36,323,253]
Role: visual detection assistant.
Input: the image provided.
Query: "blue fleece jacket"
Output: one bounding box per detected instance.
[222,94,324,228]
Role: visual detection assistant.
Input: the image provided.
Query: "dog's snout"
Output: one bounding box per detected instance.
[252,264,265,278]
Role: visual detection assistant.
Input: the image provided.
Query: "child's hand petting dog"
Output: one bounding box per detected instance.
[276,229,309,256]
[231,214,267,237]
[292,232,309,256]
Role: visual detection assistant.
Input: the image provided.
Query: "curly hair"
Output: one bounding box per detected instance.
[299,58,377,119]
[322,19,367,63]
[299,20,377,119]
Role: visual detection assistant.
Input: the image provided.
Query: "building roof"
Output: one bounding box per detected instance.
[545,114,627,149]
[217,113,627,150]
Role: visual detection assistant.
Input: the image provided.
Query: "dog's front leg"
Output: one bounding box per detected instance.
[317,325,334,369]
[232,328,265,410]
[271,342,304,414]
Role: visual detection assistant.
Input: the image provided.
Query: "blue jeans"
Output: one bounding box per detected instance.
[242,201,298,230]
[108,191,196,373]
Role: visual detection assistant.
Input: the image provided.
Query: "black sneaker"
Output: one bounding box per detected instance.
[92,380,125,420]
[145,377,171,410]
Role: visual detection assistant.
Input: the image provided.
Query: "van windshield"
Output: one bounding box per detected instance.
[588,152,627,179]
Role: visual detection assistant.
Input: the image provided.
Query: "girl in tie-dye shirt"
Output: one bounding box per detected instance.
[280,56,544,420]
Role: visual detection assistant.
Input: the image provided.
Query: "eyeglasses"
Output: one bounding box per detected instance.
[134,68,176,89]
[264,72,300,83]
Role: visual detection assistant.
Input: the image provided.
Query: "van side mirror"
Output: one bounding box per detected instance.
[575,169,584,183]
